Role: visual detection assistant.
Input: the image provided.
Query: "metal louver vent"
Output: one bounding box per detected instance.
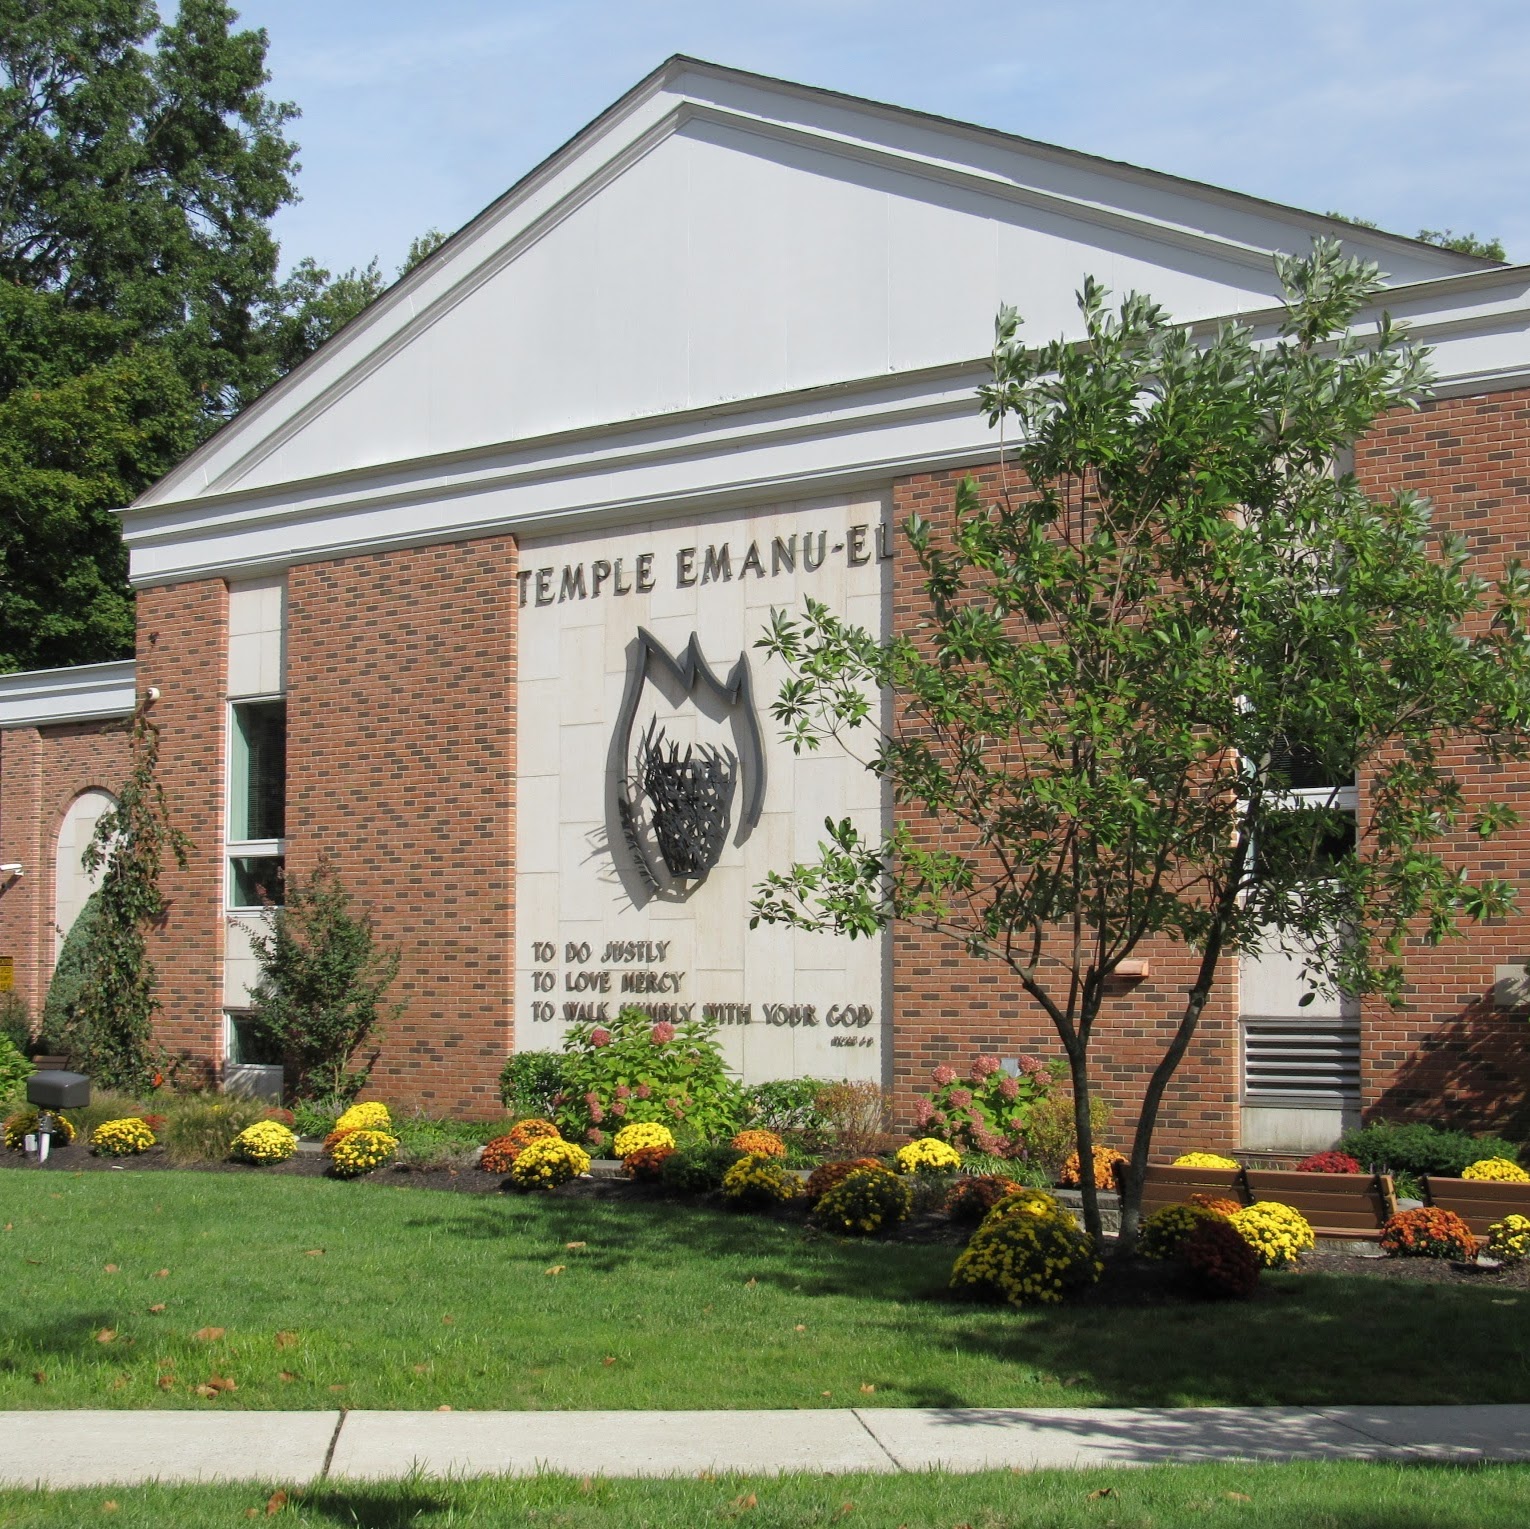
[1242,1018,1360,1104]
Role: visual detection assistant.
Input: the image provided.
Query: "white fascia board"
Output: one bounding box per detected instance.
[123,367,1000,586]
[0,660,137,729]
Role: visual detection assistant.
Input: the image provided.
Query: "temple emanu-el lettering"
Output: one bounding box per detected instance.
[2,58,1528,1154]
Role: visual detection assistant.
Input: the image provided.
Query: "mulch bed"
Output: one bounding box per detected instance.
[7,1141,1528,1301]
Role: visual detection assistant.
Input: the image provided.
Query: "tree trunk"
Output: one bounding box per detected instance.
[1065,1041,1102,1241]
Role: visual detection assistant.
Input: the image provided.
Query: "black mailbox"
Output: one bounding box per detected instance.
[27,1070,91,1111]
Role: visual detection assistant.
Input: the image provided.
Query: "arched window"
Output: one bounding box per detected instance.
[54,790,116,962]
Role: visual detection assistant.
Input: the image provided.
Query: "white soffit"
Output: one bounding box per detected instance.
[122,57,1519,586]
[0,661,137,729]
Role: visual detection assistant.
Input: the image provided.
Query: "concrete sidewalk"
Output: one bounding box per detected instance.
[2,1406,1528,1488]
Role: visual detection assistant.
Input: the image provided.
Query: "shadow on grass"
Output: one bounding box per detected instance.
[898,1272,1530,1406]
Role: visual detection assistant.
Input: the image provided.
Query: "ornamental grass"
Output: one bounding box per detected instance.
[1380,1206,1477,1261]
[811,1165,911,1236]
[1058,1144,1126,1189]
[328,1129,398,1178]
[88,1117,156,1157]
[1462,1157,1530,1183]
[509,1136,590,1191]
[894,1137,962,1174]
[229,1119,297,1165]
[1229,1201,1315,1270]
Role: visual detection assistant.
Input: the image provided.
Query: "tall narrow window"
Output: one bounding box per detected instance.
[228,698,286,909]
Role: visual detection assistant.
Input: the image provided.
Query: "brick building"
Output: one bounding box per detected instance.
[2,59,1527,1151]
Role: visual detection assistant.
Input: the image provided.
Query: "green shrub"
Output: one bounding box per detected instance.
[658,1143,744,1195]
[0,992,32,1054]
[245,854,401,1103]
[1339,1120,1521,1179]
[499,1051,570,1117]
[163,1094,268,1164]
[1017,1088,1112,1176]
[0,1032,33,1105]
[742,1078,835,1134]
[916,1054,1065,1155]
[392,1114,502,1170]
[811,1166,912,1236]
[557,1007,745,1150]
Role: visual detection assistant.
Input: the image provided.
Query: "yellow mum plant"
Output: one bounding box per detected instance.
[950,1210,1102,1306]
[810,1165,912,1235]
[1137,1202,1227,1260]
[721,1154,799,1208]
[1462,1157,1530,1183]
[4,1109,77,1152]
[612,1122,676,1159]
[230,1120,297,1165]
[90,1117,157,1157]
[1487,1213,1530,1263]
[730,1128,788,1159]
[510,1136,591,1190]
[334,1101,392,1134]
[894,1137,962,1174]
[329,1129,397,1177]
[3,1109,76,1151]
[1172,1152,1241,1170]
[981,1187,1072,1227]
[1230,1200,1315,1269]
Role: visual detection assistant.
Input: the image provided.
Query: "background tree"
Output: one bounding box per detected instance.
[57,700,190,1091]
[245,854,400,1104]
[0,2,434,672]
[752,241,1530,1248]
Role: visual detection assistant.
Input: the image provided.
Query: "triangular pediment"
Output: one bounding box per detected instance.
[138,58,1488,510]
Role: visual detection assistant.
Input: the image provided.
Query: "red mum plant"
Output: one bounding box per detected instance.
[622,1144,675,1182]
[322,1126,359,1153]
[1380,1207,1478,1260]
[1180,1216,1261,1300]
[1189,1192,1243,1216]
[945,1174,1021,1225]
[804,1157,885,1204]
[140,1113,168,1134]
[1295,1150,1362,1174]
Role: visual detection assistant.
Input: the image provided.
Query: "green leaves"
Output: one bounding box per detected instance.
[752,239,1530,1244]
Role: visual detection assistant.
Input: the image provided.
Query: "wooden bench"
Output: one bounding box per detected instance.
[1421,1176,1530,1241]
[1242,1168,1396,1243]
[1118,1162,1249,1216]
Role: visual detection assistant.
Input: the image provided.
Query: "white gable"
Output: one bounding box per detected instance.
[139,59,1484,513]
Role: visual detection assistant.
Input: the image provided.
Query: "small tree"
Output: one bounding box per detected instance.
[752,241,1530,1249]
[61,703,191,1091]
[246,855,400,1104]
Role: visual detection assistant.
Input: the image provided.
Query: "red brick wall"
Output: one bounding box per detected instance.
[887,464,1240,1156]
[286,536,517,1115]
[0,720,131,1016]
[1353,387,1530,1141]
[890,387,1530,1153]
[137,580,230,1083]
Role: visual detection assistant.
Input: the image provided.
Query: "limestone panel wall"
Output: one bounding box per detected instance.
[514,493,891,1086]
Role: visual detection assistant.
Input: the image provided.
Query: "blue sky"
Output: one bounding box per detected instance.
[231,0,1530,280]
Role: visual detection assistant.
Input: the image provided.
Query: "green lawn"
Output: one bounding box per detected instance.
[1,1171,1526,1410]
[3,1465,1530,1529]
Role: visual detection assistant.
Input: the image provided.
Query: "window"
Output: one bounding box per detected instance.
[226,1012,281,1066]
[228,698,286,908]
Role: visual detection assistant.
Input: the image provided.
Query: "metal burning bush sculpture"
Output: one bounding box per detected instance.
[633,718,738,877]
